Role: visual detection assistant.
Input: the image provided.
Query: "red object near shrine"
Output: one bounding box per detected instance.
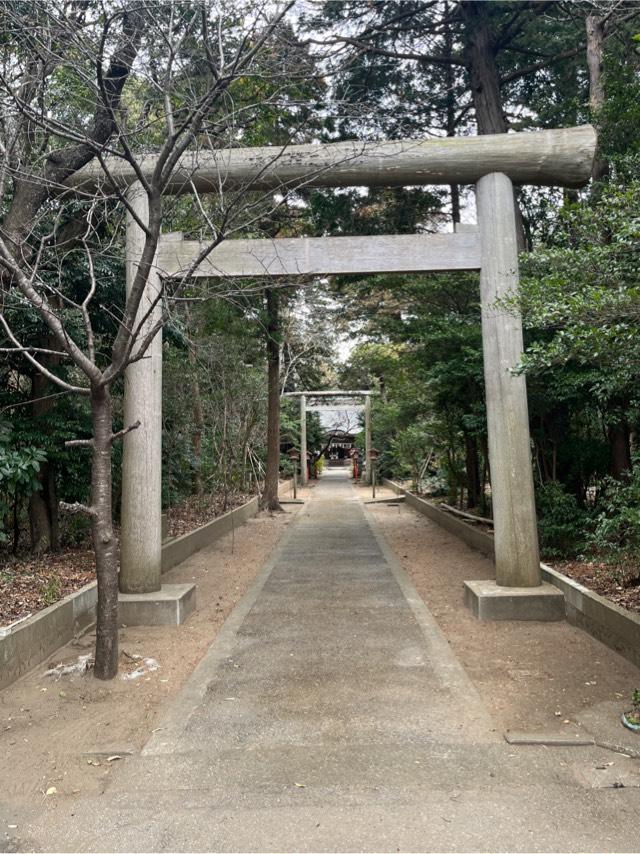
[350,447,360,479]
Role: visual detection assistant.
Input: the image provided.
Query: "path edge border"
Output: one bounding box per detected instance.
[382,478,640,670]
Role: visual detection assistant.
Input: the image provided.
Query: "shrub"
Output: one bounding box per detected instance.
[536,480,589,559]
[588,463,640,586]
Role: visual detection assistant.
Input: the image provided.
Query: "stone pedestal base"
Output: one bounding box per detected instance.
[119,583,196,626]
[463,579,564,622]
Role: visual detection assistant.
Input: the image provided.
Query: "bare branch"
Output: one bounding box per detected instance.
[110,420,141,445]
[59,501,97,517]
[65,438,95,449]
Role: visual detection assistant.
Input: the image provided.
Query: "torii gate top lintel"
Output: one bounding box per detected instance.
[69,125,596,195]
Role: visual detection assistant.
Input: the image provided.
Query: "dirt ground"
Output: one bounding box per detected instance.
[0,496,304,815]
[165,491,252,539]
[0,550,95,628]
[554,558,640,614]
[2,477,640,845]
[364,484,640,735]
[0,491,256,629]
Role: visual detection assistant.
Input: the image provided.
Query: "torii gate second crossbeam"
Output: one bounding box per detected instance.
[284,391,374,485]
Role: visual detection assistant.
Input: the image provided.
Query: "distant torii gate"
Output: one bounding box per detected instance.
[71,124,596,622]
[283,390,374,485]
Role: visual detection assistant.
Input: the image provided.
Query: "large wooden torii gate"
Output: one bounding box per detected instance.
[71,125,596,622]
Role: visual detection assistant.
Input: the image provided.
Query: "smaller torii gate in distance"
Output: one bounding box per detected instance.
[283,390,374,485]
[71,123,596,625]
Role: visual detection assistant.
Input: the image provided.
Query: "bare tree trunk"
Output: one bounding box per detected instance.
[261,288,282,512]
[90,385,119,681]
[28,370,60,553]
[188,345,204,497]
[464,433,481,509]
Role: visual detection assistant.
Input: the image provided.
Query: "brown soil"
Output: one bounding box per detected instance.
[165,491,253,539]
[0,550,95,629]
[552,559,640,614]
[365,485,640,735]
[0,499,301,811]
[0,492,257,628]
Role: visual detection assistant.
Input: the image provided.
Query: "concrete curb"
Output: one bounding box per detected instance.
[161,496,260,572]
[381,478,640,669]
[0,492,268,692]
[0,581,98,691]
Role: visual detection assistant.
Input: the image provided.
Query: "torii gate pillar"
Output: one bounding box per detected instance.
[120,183,163,595]
[464,172,563,620]
[364,395,372,485]
[300,394,308,486]
[118,183,195,624]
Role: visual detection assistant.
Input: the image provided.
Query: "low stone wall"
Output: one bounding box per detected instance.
[540,562,640,669]
[383,479,494,556]
[0,494,263,692]
[162,496,259,572]
[382,478,640,669]
[0,582,98,691]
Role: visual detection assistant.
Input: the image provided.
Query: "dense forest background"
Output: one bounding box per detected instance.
[1,0,639,595]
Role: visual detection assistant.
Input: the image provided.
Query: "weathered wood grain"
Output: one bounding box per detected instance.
[68,125,596,194]
[156,232,481,278]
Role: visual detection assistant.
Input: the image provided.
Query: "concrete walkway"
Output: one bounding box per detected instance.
[27,470,640,852]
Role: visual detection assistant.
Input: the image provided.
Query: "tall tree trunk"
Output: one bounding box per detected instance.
[188,345,204,497]
[443,2,461,226]
[461,2,507,135]
[461,1,526,248]
[28,369,60,554]
[13,488,20,554]
[588,11,623,480]
[262,288,282,512]
[586,14,609,181]
[480,434,490,517]
[185,306,204,496]
[609,421,632,480]
[464,433,481,509]
[91,385,119,680]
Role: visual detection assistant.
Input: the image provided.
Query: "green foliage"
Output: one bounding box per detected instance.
[519,171,640,393]
[588,462,640,585]
[41,575,62,607]
[0,424,47,543]
[535,480,589,559]
[59,514,92,549]
[390,422,436,493]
